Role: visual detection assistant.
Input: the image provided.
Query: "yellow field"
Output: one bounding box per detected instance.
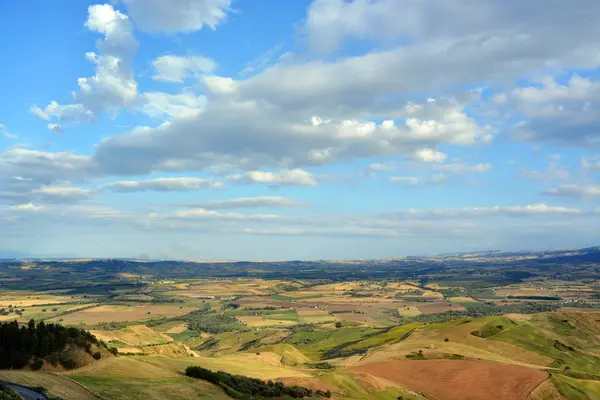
[89,325,173,346]
[397,306,422,317]
[0,297,73,307]
[237,316,295,327]
[50,304,196,325]
[164,279,287,298]
[448,296,478,303]
[166,324,189,334]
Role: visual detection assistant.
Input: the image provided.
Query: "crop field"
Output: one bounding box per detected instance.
[348,360,549,400]
[1,251,600,399]
[50,304,197,325]
[89,324,173,347]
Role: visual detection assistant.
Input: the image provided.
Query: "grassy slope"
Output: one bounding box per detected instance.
[488,315,600,374]
[550,374,600,400]
[0,370,99,400]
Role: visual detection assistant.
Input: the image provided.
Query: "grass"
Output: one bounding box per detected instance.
[0,370,98,400]
[337,323,420,357]
[265,311,299,322]
[551,374,592,400]
[470,317,515,338]
[488,316,600,375]
[69,376,230,400]
[287,327,380,360]
[320,372,425,400]
[268,294,324,301]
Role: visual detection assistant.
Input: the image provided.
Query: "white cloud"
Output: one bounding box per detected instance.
[165,208,278,222]
[0,149,96,184]
[505,75,600,147]
[544,184,600,198]
[582,155,600,171]
[120,0,232,33]
[0,124,18,140]
[227,169,317,187]
[392,203,582,218]
[141,91,207,119]
[202,75,238,94]
[152,55,217,83]
[102,177,225,192]
[47,124,63,134]
[9,203,45,212]
[433,162,492,174]
[32,4,138,131]
[171,196,308,209]
[520,165,570,181]
[389,176,420,185]
[414,148,447,163]
[30,102,93,126]
[369,162,396,171]
[32,184,90,200]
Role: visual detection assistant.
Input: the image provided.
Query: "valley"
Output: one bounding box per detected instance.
[0,248,599,399]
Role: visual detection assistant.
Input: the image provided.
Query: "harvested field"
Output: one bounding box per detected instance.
[278,377,339,393]
[226,351,283,367]
[89,325,173,347]
[166,324,189,334]
[397,306,422,317]
[236,315,295,327]
[50,304,196,325]
[0,297,73,307]
[448,296,478,303]
[348,360,548,400]
[496,288,556,297]
[417,302,465,314]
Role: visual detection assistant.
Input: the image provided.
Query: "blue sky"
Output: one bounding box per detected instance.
[1,0,599,260]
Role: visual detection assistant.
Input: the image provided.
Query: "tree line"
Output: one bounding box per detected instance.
[185,366,331,399]
[0,319,100,369]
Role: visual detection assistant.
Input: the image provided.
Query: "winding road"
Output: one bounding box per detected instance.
[2,382,47,400]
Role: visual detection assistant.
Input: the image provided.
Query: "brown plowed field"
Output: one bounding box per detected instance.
[348,359,548,400]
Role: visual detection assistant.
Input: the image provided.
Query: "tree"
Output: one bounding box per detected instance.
[335,322,342,328]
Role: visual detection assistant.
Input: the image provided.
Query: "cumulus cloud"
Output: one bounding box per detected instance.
[227,169,317,187]
[152,55,217,82]
[168,208,278,222]
[31,4,138,131]
[414,148,447,163]
[170,196,308,209]
[202,75,238,94]
[544,184,600,198]
[305,0,600,60]
[93,98,480,176]
[120,0,232,33]
[141,91,207,119]
[0,149,96,184]
[506,75,600,147]
[102,177,225,192]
